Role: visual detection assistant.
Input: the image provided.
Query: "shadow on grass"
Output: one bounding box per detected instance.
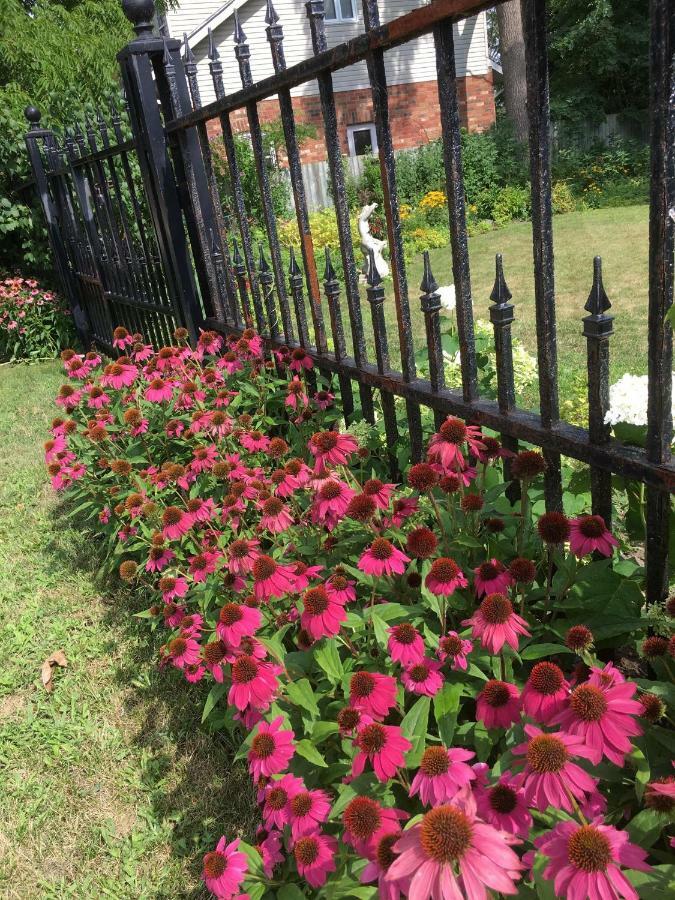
[46,501,259,898]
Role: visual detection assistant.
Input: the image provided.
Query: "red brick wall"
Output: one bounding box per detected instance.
[206,73,495,164]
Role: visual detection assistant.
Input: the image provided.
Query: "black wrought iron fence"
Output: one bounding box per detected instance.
[24,0,674,604]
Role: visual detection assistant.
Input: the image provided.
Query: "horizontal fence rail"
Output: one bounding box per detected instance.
[23,0,675,604]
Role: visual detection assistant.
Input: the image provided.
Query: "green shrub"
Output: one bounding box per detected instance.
[490,185,531,226]
[552,181,577,214]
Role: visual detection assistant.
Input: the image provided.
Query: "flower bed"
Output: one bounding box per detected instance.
[45,326,674,899]
[0,275,75,361]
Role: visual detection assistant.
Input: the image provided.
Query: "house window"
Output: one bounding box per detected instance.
[324,0,357,23]
[347,123,378,157]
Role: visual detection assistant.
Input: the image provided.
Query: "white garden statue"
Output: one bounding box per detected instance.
[358,203,389,279]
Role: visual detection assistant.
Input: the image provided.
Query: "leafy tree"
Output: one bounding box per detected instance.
[548,0,649,125]
[0,0,132,272]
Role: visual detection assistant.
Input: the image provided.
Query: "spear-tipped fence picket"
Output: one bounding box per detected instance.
[22,0,675,603]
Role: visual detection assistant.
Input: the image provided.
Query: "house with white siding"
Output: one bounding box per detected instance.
[161,0,496,165]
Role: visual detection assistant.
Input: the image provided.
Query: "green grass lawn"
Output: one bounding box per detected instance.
[0,362,257,899]
[378,204,649,403]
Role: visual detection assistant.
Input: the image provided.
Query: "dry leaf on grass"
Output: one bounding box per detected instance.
[41,650,68,692]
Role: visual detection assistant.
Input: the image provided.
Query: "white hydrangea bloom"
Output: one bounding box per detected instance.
[437,284,456,315]
[604,373,675,426]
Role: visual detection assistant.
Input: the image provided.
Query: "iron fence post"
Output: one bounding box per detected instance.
[23,108,91,348]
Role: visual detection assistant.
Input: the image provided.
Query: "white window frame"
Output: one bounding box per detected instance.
[347,123,378,157]
[324,0,358,24]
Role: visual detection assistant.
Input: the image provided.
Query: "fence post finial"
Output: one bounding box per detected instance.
[208,27,219,61]
[265,0,280,25]
[584,256,612,318]
[420,250,438,298]
[121,0,155,38]
[24,106,41,131]
[323,247,336,283]
[233,9,247,45]
[366,248,382,288]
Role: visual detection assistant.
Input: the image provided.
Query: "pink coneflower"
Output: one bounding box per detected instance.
[550,673,643,765]
[353,721,412,781]
[512,725,599,812]
[247,716,295,780]
[112,326,134,349]
[159,575,188,602]
[476,679,521,729]
[401,658,444,697]
[188,550,219,583]
[349,671,398,719]
[285,376,308,410]
[388,623,425,667]
[162,506,192,541]
[227,538,260,575]
[313,389,334,410]
[86,386,110,409]
[427,416,486,471]
[187,497,216,523]
[184,662,205,683]
[288,347,314,372]
[473,559,513,597]
[293,831,337,889]
[569,514,619,557]
[388,496,419,527]
[178,613,204,638]
[257,827,284,877]
[261,773,304,829]
[259,496,294,533]
[362,477,396,509]
[308,429,358,471]
[287,787,331,838]
[251,554,297,601]
[202,639,228,683]
[386,792,524,899]
[101,360,138,389]
[300,585,347,640]
[342,796,408,855]
[326,571,357,603]
[462,593,530,654]
[202,836,248,899]
[436,631,473,670]
[360,832,410,900]
[144,377,174,403]
[473,767,532,838]
[191,443,218,473]
[521,661,570,723]
[240,430,271,453]
[229,656,281,712]
[145,547,174,573]
[165,635,201,669]
[358,538,410,577]
[290,561,323,592]
[312,478,355,529]
[425,557,468,595]
[535,818,650,900]
[410,745,475,806]
[216,602,262,647]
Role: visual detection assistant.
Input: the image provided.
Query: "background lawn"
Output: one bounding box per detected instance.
[378,204,648,405]
[0,362,257,899]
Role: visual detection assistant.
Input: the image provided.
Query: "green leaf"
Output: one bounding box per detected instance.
[311,720,339,744]
[314,640,344,685]
[201,683,228,723]
[625,808,665,848]
[295,739,328,767]
[371,612,389,649]
[258,625,290,666]
[629,745,650,802]
[285,678,319,718]
[434,682,462,745]
[627,865,675,899]
[520,642,572,660]
[277,886,306,900]
[239,840,263,877]
[401,695,430,767]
